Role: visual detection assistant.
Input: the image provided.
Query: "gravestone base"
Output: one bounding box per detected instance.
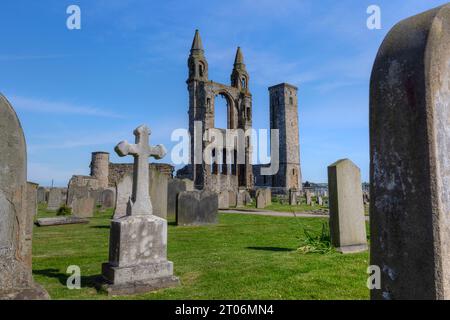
[0,283,50,300]
[336,244,368,254]
[99,214,179,295]
[0,256,50,300]
[98,274,180,296]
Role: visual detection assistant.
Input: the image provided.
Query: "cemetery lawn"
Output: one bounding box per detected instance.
[32,208,370,300]
[245,198,329,213]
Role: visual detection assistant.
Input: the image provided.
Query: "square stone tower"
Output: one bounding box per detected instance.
[269,83,302,193]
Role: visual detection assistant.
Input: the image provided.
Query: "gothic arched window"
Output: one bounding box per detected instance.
[241,77,247,89]
[199,63,204,77]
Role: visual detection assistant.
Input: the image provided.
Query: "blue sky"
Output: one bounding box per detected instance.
[0,0,447,186]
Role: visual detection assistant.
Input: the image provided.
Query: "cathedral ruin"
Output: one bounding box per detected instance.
[177,30,302,195]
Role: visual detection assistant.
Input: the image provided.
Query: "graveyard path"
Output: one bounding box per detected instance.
[221,209,329,218]
[221,209,370,221]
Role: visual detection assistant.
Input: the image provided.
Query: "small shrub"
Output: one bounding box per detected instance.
[298,222,334,254]
[57,205,72,216]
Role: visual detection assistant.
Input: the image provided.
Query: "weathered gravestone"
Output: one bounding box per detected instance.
[68,186,96,218]
[101,189,115,210]
[305,190,312,206]
[256,188,271,209]
[149,168,169,219]
[176,190,218,226]
[37,187,47,204]
[167,178,194,221]
[0,94,49,300]
[317,196,323,206]
[100,125,179,295]
[237,189,252,207]
[47,188,63,211]
[218,190,229,209]
[72,197,95,218]
[113,172,133,219]
[370,4,450,300]
[35,217,89,227]
[26,183,39,218]
[289,189,298,205]
[328,159,367,254]
[228,191,237,208]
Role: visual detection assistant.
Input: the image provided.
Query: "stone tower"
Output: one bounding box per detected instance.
[185,30,254,193]
[90,152,110,188]
[269,83,302,192]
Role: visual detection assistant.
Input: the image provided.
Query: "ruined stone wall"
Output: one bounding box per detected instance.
[108,163,174,187]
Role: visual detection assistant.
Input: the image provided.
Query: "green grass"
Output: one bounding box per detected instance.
[32,208,370,300]
[245,197,329,213]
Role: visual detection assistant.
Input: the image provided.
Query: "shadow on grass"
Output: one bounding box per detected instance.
[246,246,295,252]
[168,221,177,226]
[33,268,102,289]
[90,225,110,229]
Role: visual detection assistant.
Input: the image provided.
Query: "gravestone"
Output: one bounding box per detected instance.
[256,188,271,209]
[370,4,450,300]
[237,189,252,207]
[0,94,49,300]
[305,191,312,206]
[67,176,100,206]
[167,178,194,221]
[67,185,95,218]
[101,189,115,210]
[72,197,95,218]
[176,190,218,226]
[317,196,323,206]
[26,183,39,218]
[36,217,89,227]
[228,191,237,207]
[47,188,63,211]
[100,125,179,295]
[328,159,367,254]
[149,168,169,219]
[256,191,266,209]
[265,188,272,206]
[289,189,298,205]
[37,187,46,203]
[113,172,133,219]
[218,191,229,209]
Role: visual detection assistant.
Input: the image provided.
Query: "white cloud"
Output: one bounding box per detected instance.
[10,95,124,118]
[27,129,131,153]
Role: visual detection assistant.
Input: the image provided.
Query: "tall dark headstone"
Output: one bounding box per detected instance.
[370,4,450,299]
[176,190,218,226]
[167,178,194,221]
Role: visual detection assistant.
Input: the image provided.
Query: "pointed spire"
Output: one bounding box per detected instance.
[190,29,204,54]
[234,47,244,64]
[233,47,246,70]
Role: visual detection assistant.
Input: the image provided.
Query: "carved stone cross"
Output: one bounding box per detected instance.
[115,125,167,216]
